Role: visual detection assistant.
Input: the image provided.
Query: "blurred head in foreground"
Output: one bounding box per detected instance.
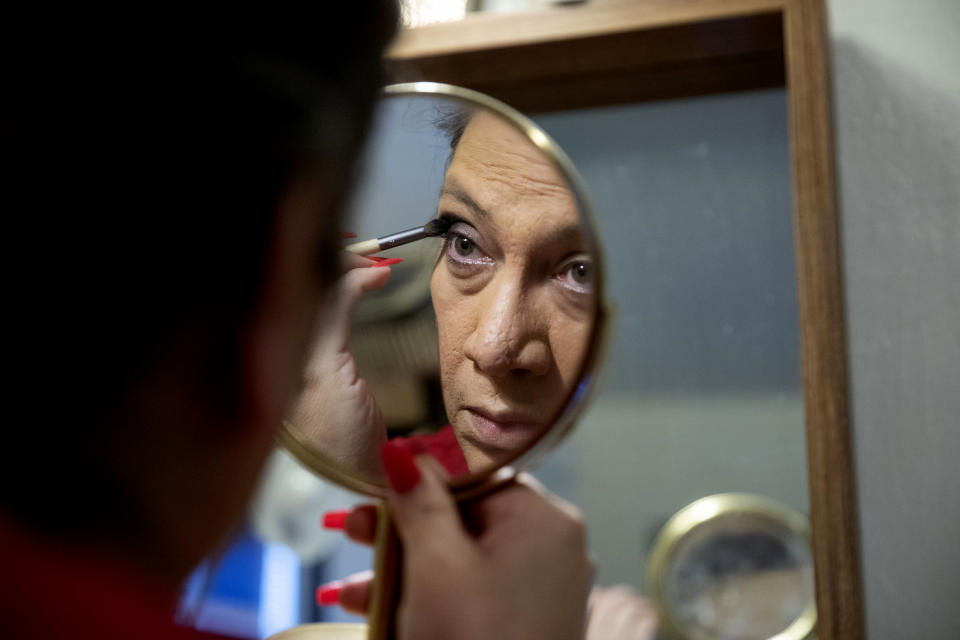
[2,6,397,588]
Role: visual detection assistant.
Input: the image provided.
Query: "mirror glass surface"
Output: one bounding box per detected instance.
[284,88,600,489]
[648,495,816,640]
[527,88,810,630]
[664,514,814,640]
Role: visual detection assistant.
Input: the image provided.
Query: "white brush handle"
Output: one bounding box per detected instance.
[345,238,381,255]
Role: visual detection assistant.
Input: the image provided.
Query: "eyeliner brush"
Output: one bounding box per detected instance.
[345,218,451,256]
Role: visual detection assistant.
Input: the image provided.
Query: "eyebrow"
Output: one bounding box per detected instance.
[538,223,587,250]
[438,178,490,220]
[439,177,588,252]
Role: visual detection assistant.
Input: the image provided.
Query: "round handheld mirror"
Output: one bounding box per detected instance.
[280,82,606,497]
[646,493,817,640]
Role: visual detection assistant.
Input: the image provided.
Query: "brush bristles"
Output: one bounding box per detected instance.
[423,217,451,237]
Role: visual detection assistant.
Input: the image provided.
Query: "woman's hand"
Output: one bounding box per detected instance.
[333,451,594,640]
[586,585,658,640]
[288,256,395,480]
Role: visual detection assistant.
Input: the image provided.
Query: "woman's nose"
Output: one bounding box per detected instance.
[462,276,551,379]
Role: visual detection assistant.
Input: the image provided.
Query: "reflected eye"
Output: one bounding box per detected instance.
[557,257,593,295]
[569,261,590,285]
[442,223,491,268]
[453,234,475,257]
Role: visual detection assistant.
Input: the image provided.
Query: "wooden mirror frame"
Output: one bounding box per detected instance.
[384,1,861,639]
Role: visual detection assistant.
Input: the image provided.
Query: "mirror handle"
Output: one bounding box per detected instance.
[367,501,401,640]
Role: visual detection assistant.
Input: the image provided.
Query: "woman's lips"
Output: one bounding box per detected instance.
[463,407,542,450]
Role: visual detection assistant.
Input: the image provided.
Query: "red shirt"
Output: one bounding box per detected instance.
[0,517,231,640]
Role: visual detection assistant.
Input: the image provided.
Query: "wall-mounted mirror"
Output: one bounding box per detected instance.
[383,2,860,639]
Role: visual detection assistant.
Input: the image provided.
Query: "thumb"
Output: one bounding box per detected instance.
[380,441,470,556]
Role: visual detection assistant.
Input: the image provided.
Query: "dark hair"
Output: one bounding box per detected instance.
[434,105,474,164]
[2,8,397,536]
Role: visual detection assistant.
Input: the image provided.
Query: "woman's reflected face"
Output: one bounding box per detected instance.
[430,111,594,471]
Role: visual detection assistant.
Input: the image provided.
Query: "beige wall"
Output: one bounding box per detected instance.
[827,0,960,637]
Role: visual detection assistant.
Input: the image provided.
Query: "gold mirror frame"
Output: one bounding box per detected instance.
[277,82,609,500]
[646,493,817,640]
[384,2,862,638]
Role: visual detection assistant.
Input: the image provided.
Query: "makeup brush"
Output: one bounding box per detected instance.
[345,218,451,256]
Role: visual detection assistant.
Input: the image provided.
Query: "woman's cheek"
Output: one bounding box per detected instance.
[550,314,592,387]
[433,274,474,394]
[437,290,476,366]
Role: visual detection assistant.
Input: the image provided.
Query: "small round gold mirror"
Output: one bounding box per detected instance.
[646,493,817,640]
[280,82,606,498]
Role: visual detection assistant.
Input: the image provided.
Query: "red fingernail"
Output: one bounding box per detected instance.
[380,441,421,494]
[341,232,357,239]
[316,582,343,606]
[363,255,384,262]
[322,509,349,530]
[372,257,403,268]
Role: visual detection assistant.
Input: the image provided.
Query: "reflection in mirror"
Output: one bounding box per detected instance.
[286,90,597,486]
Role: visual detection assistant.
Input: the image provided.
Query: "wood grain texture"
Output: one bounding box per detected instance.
[439,50,784,113]
[783,1,864,638]
[387,12,786,111]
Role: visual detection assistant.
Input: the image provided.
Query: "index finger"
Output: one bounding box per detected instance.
[341,250,376,272]
[343,504,378,546]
